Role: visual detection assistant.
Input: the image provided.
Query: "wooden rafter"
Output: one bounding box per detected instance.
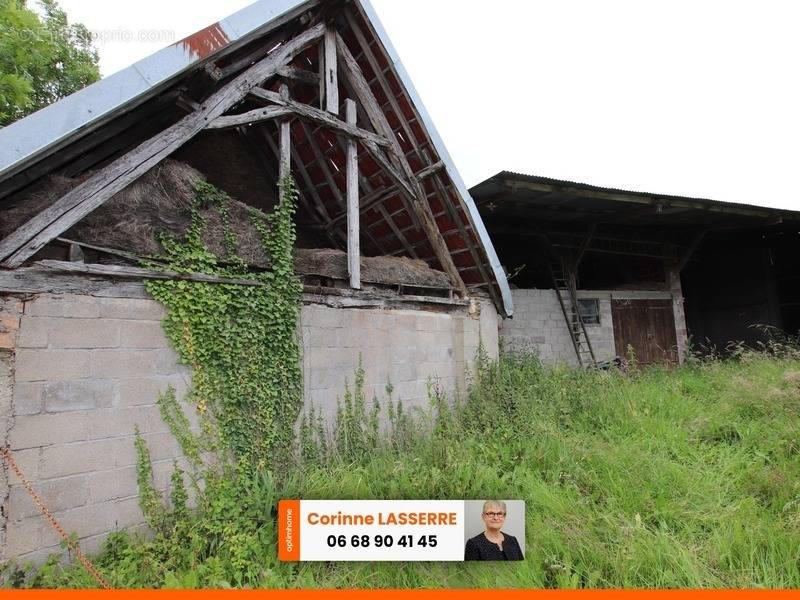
[0,22,326,268]
[246,87,390,147]
[334,32,466,295]
[325,161,443,230]
[207,106,292,129]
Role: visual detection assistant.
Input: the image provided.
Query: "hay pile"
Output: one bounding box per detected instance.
[0,160,451,288]
[294,248,450,288]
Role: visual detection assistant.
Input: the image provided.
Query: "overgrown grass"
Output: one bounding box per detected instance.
[5,352,800,588]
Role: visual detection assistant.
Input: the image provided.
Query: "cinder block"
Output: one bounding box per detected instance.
[16,349,92,382]
[154,348,186,375]
[91,349,156,379]
[120,320,169,349]
[8,475,89,520]
[9,412,89,449]
[116,376,169,407]
[17,316,49,348]
[43,379,114,413]
[8,448,41,481]
[13,382,44,416]
[140,431,182,462]
[98,297,165,320]
[79,532,110,557]
[109,436,139,468]
[49,318,121,349]
[46,502,118,543]
[114,496,145,529]
[86,466,138,504]
[26,295,99,319]
[4,516,48,557]
[39,439,118,479]
[87,406,153,440]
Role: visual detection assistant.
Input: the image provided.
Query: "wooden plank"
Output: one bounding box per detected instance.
[322,26,339,114]
[38,260,265,286]
[249,87,389,147]
[345,99,360,289]
[334,33,466,295]
[0,23,326,269]
[207,106,292,129]
[0,267,150,297]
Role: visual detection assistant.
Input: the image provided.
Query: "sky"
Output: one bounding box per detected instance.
[54,0,800,210]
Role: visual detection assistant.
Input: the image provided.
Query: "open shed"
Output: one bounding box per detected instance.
[471,171,800,366]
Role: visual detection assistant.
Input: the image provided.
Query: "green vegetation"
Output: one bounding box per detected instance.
[143,177,303,467]
[0,0,100,126]
[6,351,800,588]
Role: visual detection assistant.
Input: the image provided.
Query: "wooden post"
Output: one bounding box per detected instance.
[279,84,291,182]
[345,98,360,289]
[322,26,338,114]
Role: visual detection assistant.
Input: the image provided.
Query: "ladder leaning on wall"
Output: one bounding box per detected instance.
[548,256,597,368]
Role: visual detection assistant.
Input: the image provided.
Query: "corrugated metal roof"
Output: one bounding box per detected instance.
[0,0,316,183]
[491,170,800,219]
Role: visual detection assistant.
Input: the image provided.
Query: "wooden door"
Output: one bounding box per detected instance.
[611,299,678,365]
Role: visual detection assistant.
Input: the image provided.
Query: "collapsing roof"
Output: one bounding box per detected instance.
[0,0,512,316]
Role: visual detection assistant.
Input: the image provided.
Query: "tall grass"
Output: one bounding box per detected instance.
[6,352,800,588]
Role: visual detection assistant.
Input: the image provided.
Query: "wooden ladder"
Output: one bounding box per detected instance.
[548,256,597,368]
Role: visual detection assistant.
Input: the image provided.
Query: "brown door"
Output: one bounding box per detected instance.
[611,299,678,365]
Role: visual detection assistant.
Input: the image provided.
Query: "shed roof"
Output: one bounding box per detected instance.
[0,0,512,316]
[472,170,800,232]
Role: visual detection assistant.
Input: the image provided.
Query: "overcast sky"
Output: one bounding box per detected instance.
[55,0,800,209]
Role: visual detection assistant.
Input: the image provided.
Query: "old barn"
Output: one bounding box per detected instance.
[0,0,511,562]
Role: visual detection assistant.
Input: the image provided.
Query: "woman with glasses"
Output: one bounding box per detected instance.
[464,500,524,561]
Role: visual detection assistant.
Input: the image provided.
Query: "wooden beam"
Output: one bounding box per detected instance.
[277,65,320,86]
[345,99,360,289]
[0,22,326,269]
[573,223,596,269]
[248,87,390,147]
[322,26,339,114]
[278,85,292,181]
[677,230,707,271]
[334,33,466,295]
[207,106,292,129]
[38,260,265,286]
[343,9,423,158]
[325,161,443,230]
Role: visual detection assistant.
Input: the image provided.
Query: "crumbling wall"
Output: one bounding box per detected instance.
[0,291,498,563]
[500,289,616,365]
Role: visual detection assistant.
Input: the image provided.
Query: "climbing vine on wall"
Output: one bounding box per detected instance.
[144,176,303,468]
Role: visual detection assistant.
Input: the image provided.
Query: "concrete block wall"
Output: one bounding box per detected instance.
[500,289,616,365]
[300,298,497,423]
[0,291,499,563]
[1,294,192,564]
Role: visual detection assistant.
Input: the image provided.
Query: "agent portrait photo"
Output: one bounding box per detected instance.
[464,500,525,561]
